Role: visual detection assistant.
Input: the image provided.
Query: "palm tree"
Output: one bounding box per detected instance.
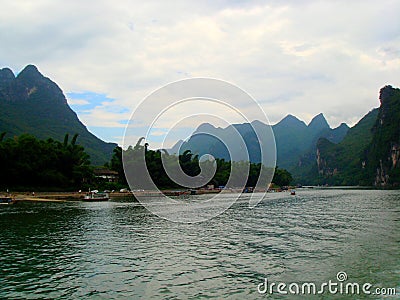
[135,137,145,149]
[71,133,79,146]
[180,150,193,163]
[63,133,69,148]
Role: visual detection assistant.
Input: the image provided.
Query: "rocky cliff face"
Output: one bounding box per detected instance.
[313,85,400,186]
[368,85,400,186]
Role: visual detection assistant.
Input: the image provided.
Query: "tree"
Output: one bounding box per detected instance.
[0,133,92,190]
[108,139,293,190]
[0,132,6,142]
[110,146,126,185]
[273,167,293,187]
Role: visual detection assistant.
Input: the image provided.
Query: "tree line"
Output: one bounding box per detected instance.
[108,139,293,189]
[0,133,91,190]
[0,133,292,191]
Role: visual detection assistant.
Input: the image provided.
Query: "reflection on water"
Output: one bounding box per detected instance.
[0,190,399,299]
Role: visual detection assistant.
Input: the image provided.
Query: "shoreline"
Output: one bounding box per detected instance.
[4,186,388,203]
[11,191,130,203]
[9,189,252,203]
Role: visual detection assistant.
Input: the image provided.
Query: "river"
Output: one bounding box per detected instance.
[0,189,399,299]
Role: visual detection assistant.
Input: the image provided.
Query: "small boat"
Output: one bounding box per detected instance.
[83,192,110,201]
[243,187,253,193]
[164,190,188,196]
[0,195,16,205]
[290,190,296,195]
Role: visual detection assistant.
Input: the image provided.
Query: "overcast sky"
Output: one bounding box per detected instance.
[1,0,399,147]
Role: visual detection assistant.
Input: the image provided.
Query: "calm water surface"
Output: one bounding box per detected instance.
[0,189,399,299]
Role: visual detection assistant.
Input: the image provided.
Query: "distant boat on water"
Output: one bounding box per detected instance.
[0,195,16,205]
[164,190,189,196]
[290,190,296,195]
[83,192,110,201]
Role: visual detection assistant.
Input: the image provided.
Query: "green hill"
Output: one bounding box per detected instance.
[313,85,400,186]
[0,65,117,165]
[310,109,378,185]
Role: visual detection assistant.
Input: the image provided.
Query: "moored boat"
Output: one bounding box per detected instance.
[0,195,16,205]
[83,192,110,201]
[164,190,189,196]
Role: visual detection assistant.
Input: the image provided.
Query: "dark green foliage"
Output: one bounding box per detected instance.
[313,85,400,186]
[365,86,400,186]
[115,140,293,189]
[294,109,378,185]
[0,65,117,165]
[110,146,127,185]
[308,109,379,185]
[0,133,92,190]
[273,167,293,187]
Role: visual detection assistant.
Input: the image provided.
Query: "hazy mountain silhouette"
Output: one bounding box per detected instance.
[171,113,349,174]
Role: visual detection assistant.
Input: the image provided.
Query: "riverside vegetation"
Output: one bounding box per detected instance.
[0,132,292,191]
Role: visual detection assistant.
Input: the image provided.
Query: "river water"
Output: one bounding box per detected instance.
[0,189,399,299]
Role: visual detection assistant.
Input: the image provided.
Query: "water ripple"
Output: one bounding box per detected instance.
[0,189,399,299]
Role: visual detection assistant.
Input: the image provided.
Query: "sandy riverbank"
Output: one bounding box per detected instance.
[9,188,274,202]
[11,191,133,202]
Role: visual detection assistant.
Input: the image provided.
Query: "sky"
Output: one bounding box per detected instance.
[0,0,399,148]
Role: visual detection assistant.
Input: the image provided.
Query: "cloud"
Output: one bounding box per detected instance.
[78,106,131,128]
[0,0,399,144]
[149,130,168,137]
[66,98,89,106]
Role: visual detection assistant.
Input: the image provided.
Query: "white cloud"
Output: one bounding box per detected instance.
[0,0,399,143]
[78,106,130,128]
[66,98,89,106]
[149,130,167,137]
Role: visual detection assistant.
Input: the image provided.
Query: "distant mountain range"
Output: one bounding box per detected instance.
[0,65,117,165]
[171,85,400,186]
[171,112,349,179]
